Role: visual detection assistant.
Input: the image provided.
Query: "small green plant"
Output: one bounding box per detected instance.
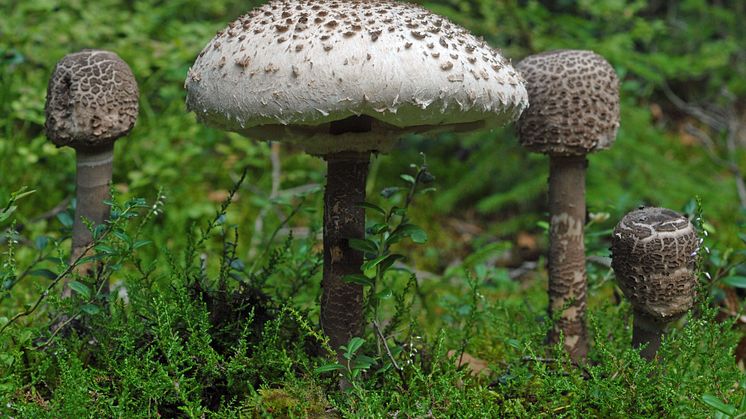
[344,156,434,324]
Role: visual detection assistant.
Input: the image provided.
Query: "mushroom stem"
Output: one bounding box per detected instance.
[632,314,664,361]
[63,146,113,298]
[547,155,588,361]
[321,151,369,359]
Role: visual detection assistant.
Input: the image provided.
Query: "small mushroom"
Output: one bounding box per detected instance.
[45,50,139,296]
[185,0,527,379]
[611,207,699,360]
[516,50,620,361]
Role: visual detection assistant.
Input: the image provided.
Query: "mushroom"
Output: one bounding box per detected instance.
[611,207,699,360]
[185,0,527,366]
[515,50,620,361]
[45,50,139,296]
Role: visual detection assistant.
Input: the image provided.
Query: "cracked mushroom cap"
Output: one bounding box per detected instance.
[45,50,139,151]
[611,207,699,322]
[185,0,528,154]
[516,50,619,156]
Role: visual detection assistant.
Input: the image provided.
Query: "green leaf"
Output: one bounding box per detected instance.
[57,212,73,228]
[348,238,378,254]
[11,188,36,201]
[362,253,405,272]
[314,363,344,373]
[702,394,738,415]
[342,274,374,287]
[380,187,403,198]
[367,223,388,235]
[133,240,152,249]
[722,276,746,289]
[400,174,416,184]
[376,288,393,300]
[505,338,521,350]
[35,236,49,250]
[68,281,91,299]
[357,201,386,216]
[380,254,405,273]
[29,269,58,280]
[346,337,365,355]
[0,206,17,223]
[81,303,100,315]
[391,223,428,244]
[353,354,376,370]
[95,244,117,255]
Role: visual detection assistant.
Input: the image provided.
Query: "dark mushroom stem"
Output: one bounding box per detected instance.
[632,314,664,361]
[547,155,588,361]
[322,151,369,359]
[64,145,114,297]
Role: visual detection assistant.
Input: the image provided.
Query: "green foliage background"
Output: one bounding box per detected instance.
[1,0,745,416]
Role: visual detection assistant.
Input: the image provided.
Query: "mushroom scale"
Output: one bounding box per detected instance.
[516,50,619,156]
[185,0,527,153]
[46,50,139,151]
[611,207,699,322]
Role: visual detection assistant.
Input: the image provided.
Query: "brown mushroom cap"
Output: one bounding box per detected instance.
[45,50,139,151]
[611,207,699,322]
[516,50,620,156]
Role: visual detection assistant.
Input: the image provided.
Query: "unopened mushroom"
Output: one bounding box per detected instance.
[611,207,699,360]
[185,0,527,366]
[45,50,139,296]
[516,50,620,361]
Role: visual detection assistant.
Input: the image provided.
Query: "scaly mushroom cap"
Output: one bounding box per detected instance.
[516,50,619,156]
[185,0,528,154]
[45,50,139,151]
[611,207,699,322]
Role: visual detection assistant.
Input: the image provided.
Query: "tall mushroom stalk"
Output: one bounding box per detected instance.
[45,50,139,296]
[516,50,620,361]
[611,207,699,360]
[184,0,528,373]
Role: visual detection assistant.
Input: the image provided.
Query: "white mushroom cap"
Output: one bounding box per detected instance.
[185,0,527,154]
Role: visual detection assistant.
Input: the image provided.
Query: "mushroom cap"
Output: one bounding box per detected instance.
[185,0,528,154]
[516,50,619,156]
[611,207,699,322]
[45,50,139,151]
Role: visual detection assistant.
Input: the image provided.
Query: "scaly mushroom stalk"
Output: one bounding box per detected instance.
[45,50,139,296]
[547,155,588,359]
[322,151,369,357]
[184,0,529,382]
[611,207,699,361]
[516,50,620,361]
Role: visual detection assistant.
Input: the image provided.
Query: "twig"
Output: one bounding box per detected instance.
[34,312,80,350]
[0,236,103,335]
[372,320,402,372]
[30,197,72,223]
[662,83,746,209]
[661,82,726,131]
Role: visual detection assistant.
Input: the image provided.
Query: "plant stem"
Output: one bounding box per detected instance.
[547,155,588,362]
[64,145,114,297]
[321,151,369,363]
